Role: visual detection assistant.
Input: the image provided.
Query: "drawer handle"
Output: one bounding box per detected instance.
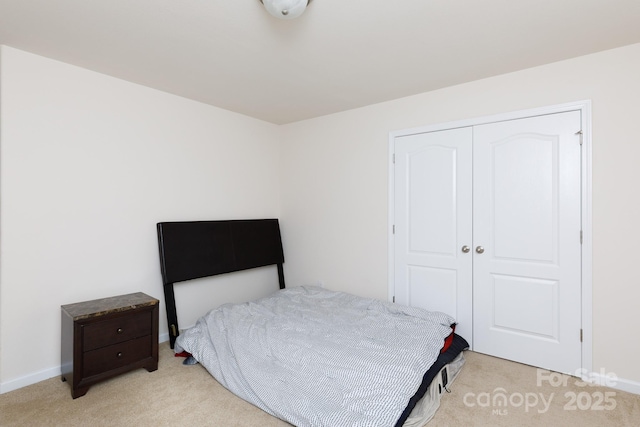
[117,328,123,334]
[117,352,123,358]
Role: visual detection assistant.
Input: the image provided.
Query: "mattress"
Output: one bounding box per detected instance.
[398,336,468,426]
[176,286,468,427]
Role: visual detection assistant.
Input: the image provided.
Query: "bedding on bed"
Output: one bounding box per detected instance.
[175,286,456,427]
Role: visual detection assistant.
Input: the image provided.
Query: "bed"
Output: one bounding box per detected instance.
[157,219,468,427]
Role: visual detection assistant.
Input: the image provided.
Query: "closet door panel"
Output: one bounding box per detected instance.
[472,110,582,374]
[491,136,557,263]
[394,127,473,343]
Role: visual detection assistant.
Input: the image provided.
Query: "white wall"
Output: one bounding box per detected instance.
[3,41,640,394]
[0,46,282,392]
[279,43,640,388]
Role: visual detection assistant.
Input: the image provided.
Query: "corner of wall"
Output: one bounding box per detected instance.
[0,43,5,390]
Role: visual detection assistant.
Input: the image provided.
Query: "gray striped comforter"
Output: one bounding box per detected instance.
[175,286,454,427]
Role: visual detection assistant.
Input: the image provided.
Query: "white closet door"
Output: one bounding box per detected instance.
[394,127,473,343]
[472,111,582,374]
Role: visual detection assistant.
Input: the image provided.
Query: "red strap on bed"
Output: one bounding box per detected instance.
[441,324,456,353]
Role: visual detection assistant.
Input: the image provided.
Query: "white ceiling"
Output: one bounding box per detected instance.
[1,0,640,125]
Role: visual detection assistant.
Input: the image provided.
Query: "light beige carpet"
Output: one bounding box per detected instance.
[1,342,639,426]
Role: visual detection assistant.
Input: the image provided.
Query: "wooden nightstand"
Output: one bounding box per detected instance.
[61,292,159,398]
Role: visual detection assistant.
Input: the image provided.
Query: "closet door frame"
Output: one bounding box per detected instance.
[388,100,592,373]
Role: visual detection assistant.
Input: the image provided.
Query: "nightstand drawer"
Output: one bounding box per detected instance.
[83,310,152,351]
[83,335,152,377]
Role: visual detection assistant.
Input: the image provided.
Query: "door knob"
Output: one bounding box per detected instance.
[476,246,485,254]
[461,245,470,253]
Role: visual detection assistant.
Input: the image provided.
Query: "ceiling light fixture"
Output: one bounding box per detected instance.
[258,0,313,20]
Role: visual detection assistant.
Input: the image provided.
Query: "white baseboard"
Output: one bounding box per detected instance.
[591,373,640,395]
[0,366,62,394]
[0,334,171,395]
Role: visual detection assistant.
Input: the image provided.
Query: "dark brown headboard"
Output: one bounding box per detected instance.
[157,219,285,348]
